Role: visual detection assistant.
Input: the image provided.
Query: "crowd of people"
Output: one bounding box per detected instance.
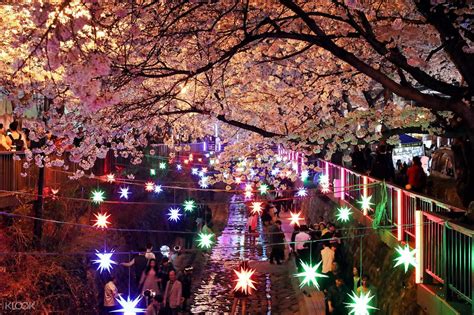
[102,243,194,315]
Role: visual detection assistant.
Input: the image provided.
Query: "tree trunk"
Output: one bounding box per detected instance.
[33,166,45,247]
[452,134,474,208]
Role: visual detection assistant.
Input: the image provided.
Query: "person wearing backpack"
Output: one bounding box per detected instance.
[5,121,27,151]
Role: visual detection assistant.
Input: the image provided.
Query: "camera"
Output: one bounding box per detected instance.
[144,289,157,298]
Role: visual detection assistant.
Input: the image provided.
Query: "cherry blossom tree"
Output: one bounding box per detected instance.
[1,0,473,204]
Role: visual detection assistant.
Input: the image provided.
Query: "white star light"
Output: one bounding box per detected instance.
[106,173,115,183]
[145,181,155,192]
[301,170,309,181]
[93,250,117,273]
[294,260,328,289]
[345,290,378,315]
[199,177,209,188]
[394,244,417,273]
[359,195,374,212]
[289,211,304,226]
[244,190,253,199]
[176,164,182,171]
[112,295,145,315]
[93,212,111,229]
[119,187,130,199]
[154,185,163,194]
[271,168,279,176]
[250,202,263,215]
[167,207,182,222]
[191,168,198,175]
[296,187,308,197]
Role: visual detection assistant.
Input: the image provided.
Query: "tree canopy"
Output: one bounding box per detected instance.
[1,0,473,176]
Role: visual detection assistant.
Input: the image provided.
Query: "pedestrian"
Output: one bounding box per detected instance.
[158,257,175,292]
[179,266,193,313]
[121,248,149,290]
[139,259,161,296]
[145,243,156,260]
[0,123,9,150]
[321,242,335,274]
[146,295,165,315]
[295,225,311,266]
[327,277,350,314]
[370,144,394,181]
[269,220,285,264]
[163,270,183,315]
[351,145,366,173]
[357,274,378,314]
[406,156,426,193]
[290,225,300,255]
[247,212,258,233]
[5,121,27,151]
[103,275,118,314]
[351,267,361,293]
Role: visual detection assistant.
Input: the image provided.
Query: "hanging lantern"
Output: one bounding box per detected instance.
[289,211,304,226]
[145,182,155,192]
[296,187,308,197]
[294,260,328,289]
[197,231,215,249]
[167,207,182,222]
[119,186,130,199]
[358,195,373,212]
[93,250,117,273]
[114,295,145,315]
[183,200,196,212]
[106,173,115,183]
[336,206,352,223]
[91,189,106,204]
[394,244,417,272]
[233,266,257,295]
[250,202,263,215]
[345,290,378,315]
[93,212,111,229]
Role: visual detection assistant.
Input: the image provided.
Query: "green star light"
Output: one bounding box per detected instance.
[91,189,105,204]
[358,195,373,212]
[183,200,196,212]
[394,244,417,272]
[345,290,378,315]
[197,231,214,249]
[159,162,166,169]
[294,260,328,289]
[150,168,156,176]
[259,184,269,195]
[336,206,352,223]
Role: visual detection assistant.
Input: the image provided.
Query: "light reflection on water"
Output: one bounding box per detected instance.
[191,197,271,314]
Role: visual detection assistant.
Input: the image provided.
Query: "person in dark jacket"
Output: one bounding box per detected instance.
[370,144,394,181]
[179,266,193,313]
[121,248,149,290]
[350,145,366,173]
[269,220,286,264]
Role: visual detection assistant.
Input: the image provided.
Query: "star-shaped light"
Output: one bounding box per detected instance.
[235,177,242,184]
[336,206,352,223]
[119,186,131,199]
[358,195,374,212]
[289,211,304,226]
[91,190,105,204]
[106,173,115,183]
[160,245,170,257]
[93,212,111,229]
[176,164,182,171]
[394,244,417,273]
[150,168,156,176]
[93,250,117,273]
[259,184,269,195]
[296,187,308,197]
[112,295,145,315]
[271,168,279,176]
[51,188,59,195]
[167,207,182,222]
[245,183,252,191]
[250,202,263,215]
[159,162,166,169]
[183,200,196,212]
[294,260,328,289]
[301,170,309,181]
[145,181,155,192]
[191,168,198,175]
[345,290,378,315]
[320,181,331,193]
[154,185,163,194]
[244,190,253,199]
[319,174,329,185]
[197,231,214,249]
[198,170,205,178]
[233,267,257,295]
[199,177,209,188]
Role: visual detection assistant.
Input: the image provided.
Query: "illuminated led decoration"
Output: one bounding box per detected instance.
[189,154,194,161]
[235,177,242,184]
[93,250,117,273]
[119,186,130,199]
[191,168,199,175]
[199,177,209,188]
[93,212,111,229]
[183,200,196,212]
[150,168,156,176]
[319,174,329,185]
[358,195,374,212]
[345,290,378,315]
[197,231,214,249]
[160,245,170,257]
[244,190,253,199]
[320,181,331,193]
[198,170,205,178]
[271,168,279,176]
[233,267,257,295]
[289,211,304,226]
[301,170,309,181]
[202,167,208,173]
[250,202,263,215]
[112,295,145,315]
[294,260,328,289]
[154,185,163,194]
[245,183,252,191]
[91,190,106,204]
[296,187,308,197]
[167,207,182,222]
[394,244,417,273]
[159,162,166,169]
[336,206,352,223]
[176,164,182,171]
[259,184,269,195]
[106,173,115,183]
[145,182,155,192]
[184,159,189,165]
[51,188,59,195]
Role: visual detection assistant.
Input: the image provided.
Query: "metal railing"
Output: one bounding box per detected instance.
[316,160,472,311]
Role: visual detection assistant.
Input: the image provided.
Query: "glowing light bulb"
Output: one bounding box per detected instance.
[199,177,209,188]
[159,162,166,169]
[191,168,198,175]
[301,170,309,181]
[244,190,253,199]
[93,212,111,229]
[176,164,182,171]
[259,184,269,195]
[150,168,156,176]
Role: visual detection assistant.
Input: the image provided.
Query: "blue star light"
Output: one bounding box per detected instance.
[93,250,117,273]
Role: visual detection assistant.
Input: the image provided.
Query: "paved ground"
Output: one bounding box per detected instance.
[189,197,326,314]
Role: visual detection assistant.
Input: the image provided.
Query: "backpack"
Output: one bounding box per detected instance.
[8,133,24,151]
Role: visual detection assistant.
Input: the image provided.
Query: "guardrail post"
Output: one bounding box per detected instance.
[363,176,368,216]
[340,167,345,201]
[415,210,424,284]
[397,188,403,241]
